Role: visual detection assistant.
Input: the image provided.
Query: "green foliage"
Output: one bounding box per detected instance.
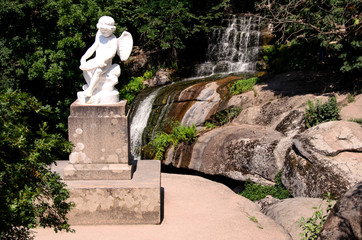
[0,90,73,239]
[0,0,230,97]
[239,170,291,201]
[229,77,259,95]
[205,106,242,128]
[261,43,316,72]
[349,118,362,125]
[170,121,198,147]
[0,0,230,142]
[262,45,276,64]
[149,132,174,160]
[205,121,217,129]
[347,93,356,103]
[149,121,197,160]
[119,70,155,104]
[134,0,229,50]
[298,193,335,240]
[249,216,258,223]
[248,216,264,229]
[257,0,362,73]
[305,96,341,128]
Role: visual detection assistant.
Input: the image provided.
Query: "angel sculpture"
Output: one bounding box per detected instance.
[78,16,133,104]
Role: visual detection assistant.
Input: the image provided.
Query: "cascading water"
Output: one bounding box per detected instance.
[130,14,261,158]
[196,14,261,77]
[130,87,162,159]
[129,78,208,159]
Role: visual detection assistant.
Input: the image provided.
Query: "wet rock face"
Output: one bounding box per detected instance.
[320,182,362,240]
[180,82,221,127]
[282,121,362,198]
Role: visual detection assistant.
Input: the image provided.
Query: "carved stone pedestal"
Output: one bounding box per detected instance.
[60,100,161,224]
[64,100,132,180]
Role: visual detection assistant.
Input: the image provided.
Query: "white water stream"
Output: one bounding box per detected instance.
[196,15,260,77]
[130,88,161,159]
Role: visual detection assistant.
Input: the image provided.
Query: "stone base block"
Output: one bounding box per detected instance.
[63,163,133,180]
[53,160,161,225]
[68,100,131,167]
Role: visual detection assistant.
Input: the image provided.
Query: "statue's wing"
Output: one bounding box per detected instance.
[117,31,133,61]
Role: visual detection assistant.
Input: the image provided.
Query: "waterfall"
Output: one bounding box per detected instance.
[129,78,208,158]
[130,87,161,159]
[129,14,261,158]
[196,15,261,77]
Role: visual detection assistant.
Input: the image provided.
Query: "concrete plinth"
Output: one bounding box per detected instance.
[54,160,161,225]
[63,163,133,180]
[60,100,161,225]
[64,100,132,180]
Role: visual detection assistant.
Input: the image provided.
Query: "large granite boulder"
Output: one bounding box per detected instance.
[232,94,313,136]
[282,121,362,198]
[320,182,362,240]
[340,94,362,121]
[261,197,331,240]
[160,72,361,197]
[166,124,285,184]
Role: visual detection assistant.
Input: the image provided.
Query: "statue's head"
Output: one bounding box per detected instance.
[96,16,116,36]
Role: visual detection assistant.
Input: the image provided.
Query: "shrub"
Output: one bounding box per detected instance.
[205,121,217,129]
[262,45,277,64]
[239,170,291,201]
[170,121,198,147]
[305,96,341,128]
[261,41,322,72]
[149,132,174,160]
[298,193,334,240]
[256,0,362,73]
[0,89,73,239]
[349,118,362,125]
[205,106,242,128]
[119,70,155,104]
[347,93,356,103]
[149,121,197,160]
[229,77,259,95]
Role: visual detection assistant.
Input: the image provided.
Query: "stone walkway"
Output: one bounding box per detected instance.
[35,172,291,240]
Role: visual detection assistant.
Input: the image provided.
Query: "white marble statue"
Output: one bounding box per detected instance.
[78,16,133,104]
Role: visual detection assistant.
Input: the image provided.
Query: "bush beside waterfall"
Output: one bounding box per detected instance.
[305,96,341,128]
[205,106,242,129]
[147,121,198,160]
[119,70,155,104]
[239,171,291,201]
[229,77,260,95]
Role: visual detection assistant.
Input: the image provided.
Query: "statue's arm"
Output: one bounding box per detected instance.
[80,42,98,65]
[80,31,101,66]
